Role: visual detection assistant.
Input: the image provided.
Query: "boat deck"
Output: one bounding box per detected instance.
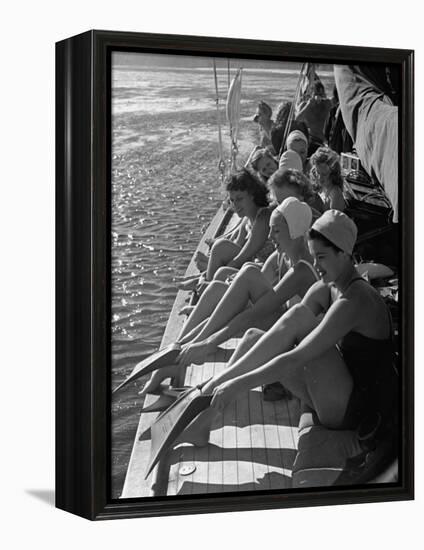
[163,340,299,495]
[121,204,398,499]
[122,338,300,497]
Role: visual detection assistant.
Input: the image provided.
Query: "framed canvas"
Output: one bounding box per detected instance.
[56,30,414,520]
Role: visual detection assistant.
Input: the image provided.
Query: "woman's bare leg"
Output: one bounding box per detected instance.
[193,265,273,343]
[141,274,249,394]
[140,283,226,395]
[179,304,317,442]
[140,284,227,395]
[202,303,318,394]
[213,266,239,282]
[206,238,241,280]
[195,251,209,271]
[182,305,353,445]
[178,281,228,341]
[177,276,201,291]
[279,348,353,428]
[181,328,265,446]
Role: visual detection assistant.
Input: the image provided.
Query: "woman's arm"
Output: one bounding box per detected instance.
[177,262,317,366]
[205,263,316,344]
[301,279,331,316]
[227,210,270,269]
[261,250,281,285]
[329,186,346,211]
[222,297,358,396]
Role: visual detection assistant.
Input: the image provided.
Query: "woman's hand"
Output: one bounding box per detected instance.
[177,340,215,366]
[195,251,209,271]
[210,379,240,410]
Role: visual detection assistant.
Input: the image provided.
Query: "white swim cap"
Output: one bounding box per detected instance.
[311,209,358,254]
[275,197,313,239]
[286,130,308,147]
[278,149,303,173]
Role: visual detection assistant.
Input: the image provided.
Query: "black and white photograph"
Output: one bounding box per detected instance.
[110,51,402,499]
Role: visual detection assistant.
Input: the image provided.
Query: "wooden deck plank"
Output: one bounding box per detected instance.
[247,389,271,490]
[121,404,160,497]
[167,364,203,496]
[272,396,300,487]
[261,398,289,490]
[204,351,223,494]
[176,349,226,495]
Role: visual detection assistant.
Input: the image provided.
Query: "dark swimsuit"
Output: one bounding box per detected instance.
[337,277,398,431]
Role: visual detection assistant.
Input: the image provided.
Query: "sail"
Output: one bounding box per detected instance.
[334,65,398,222]
[226,68,242,142]
[226,68,242,170]
[295,63,322,115]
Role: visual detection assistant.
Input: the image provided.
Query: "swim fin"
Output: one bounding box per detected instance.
[112,343,181,394]
[145,381,212,478]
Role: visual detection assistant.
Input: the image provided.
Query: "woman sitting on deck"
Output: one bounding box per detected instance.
[195,169,274,282]
[248,147,279,184]
[141,197,318,395]
[188,168,322,290]
[268,168,325,221]
[181,209,397,445]
[284,130,310,173]
[309,146,346,211]
[270,101,309,158]
[178,169,273,290]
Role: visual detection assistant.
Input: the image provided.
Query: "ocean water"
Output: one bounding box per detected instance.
[111,56,335,498]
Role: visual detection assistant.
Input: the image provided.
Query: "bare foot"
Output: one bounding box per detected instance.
[179,305,195,316]
[177,277,200,291]
[177,407,219,447]
[139,364,181,396]
[175,274,199,282]
[194,252,209,271]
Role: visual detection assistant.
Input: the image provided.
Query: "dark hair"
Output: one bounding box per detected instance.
[314,81,326,97]
[226,169,269,207]
[268,168,315,203]
[274,101,292,125]
[309,146,344,190]
[308,228,342,253]
[257,100,272,118]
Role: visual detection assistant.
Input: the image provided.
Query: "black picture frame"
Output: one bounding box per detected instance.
[56,29,414,520]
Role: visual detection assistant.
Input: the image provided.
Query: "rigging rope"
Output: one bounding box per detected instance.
[226,68,243,172]
[280,62,306,156]
[213,59,227,184]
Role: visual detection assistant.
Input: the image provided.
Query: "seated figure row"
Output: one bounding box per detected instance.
[183,154,344,293]
[248,141,346,213]
[144,204,397,449]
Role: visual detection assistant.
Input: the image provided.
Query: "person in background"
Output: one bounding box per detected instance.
[309,147,346,211]
[324,85,353,154]
[252,101,276,152]
[334,64,398,221]
[268,168,324,220]
[296,81,332,155]
[278,149,303,173]
[249,147,279,183]
[202,169,273,281]
[271,101,310,157]
[285,130,310,172]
